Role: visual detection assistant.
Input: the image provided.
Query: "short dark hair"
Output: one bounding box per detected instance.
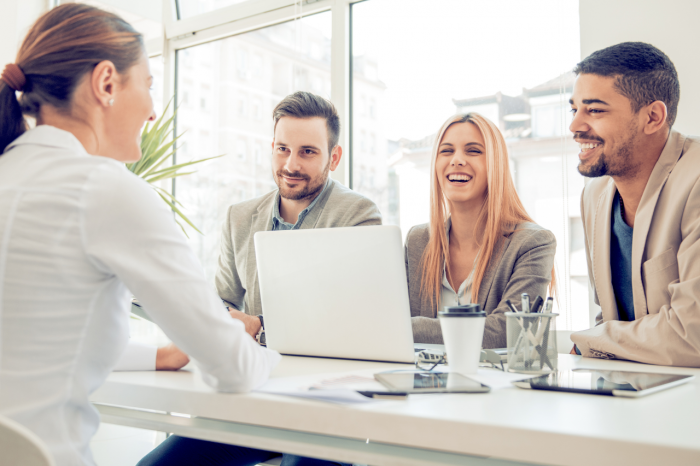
[272,91,340,154]
[573,42,680,127]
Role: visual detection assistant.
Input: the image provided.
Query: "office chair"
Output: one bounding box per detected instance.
[0,414,55,466]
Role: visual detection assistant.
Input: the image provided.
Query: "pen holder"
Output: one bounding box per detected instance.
[505,312,558,374]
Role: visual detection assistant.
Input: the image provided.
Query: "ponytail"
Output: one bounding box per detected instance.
[0,82,27,153]
[0,3,143,154]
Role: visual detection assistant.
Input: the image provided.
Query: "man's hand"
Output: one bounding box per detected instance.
[228,307,262,339]
[156,343,190,371]
[570,345,578,355]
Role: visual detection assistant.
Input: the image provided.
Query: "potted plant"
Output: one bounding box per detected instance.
[126,100,222,236]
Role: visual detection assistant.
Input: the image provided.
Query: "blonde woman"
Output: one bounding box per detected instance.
[405,113,556,348]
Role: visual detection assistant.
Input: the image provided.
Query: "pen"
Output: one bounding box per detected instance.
[505,299,520,313]
[539,297,555,370]
[530,296,544,314]
[544,297,553,313]
[521,293,530,313]
[357,391,408,399]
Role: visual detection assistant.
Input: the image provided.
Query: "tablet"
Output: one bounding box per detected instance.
[374,371,490,394]
[513,369,694,397]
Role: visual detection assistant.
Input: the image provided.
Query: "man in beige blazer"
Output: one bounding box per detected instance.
[215,91,381,340]
[569,42,700,367]
[138,93,375,466]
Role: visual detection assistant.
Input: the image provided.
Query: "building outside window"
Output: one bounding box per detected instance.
[175,12,332,281]
[351,0,587,330]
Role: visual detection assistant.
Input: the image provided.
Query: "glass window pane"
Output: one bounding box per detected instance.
[59,0,163,42]
[352,0,585,330]
[148,56,164,116]
[174,12,331,281]
[177,0,252,19]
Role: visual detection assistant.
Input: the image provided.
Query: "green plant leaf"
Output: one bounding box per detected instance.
[126,97,223,236]
[156,191,203,236]
[146,171,196,184]
[145,154,224,179]
[154,186,184,207]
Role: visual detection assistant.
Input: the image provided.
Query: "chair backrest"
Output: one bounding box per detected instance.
[0,414,55,466]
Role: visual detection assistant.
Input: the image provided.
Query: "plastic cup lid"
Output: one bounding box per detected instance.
[438,303,485,317]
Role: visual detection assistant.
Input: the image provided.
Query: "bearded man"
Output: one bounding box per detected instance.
[138,92,379,466]
[217,90,381,335]
[569,42,700,367]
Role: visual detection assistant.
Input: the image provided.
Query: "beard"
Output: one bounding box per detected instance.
[576,123,640,179]
[274,158,331,201]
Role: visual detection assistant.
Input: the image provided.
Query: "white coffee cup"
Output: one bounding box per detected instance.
[438,304,486,375]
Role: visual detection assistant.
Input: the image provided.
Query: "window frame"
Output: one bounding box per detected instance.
[132,0,598,330]
[149,0,361,187]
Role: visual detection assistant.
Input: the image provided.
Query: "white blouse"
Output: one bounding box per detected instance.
[0,126,281,466]
[440,218,476,309]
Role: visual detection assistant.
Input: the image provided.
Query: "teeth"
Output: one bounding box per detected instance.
[579,142,601,151]
[448,174,472,181]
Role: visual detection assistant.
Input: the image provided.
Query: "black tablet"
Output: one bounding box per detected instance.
[513,369,694,397]
[374,371,490,394]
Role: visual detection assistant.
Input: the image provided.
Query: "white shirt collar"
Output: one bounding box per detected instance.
[5,125,90,157]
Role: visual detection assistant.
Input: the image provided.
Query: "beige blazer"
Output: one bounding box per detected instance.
[215,179,382,316]
[571,130,700,367]
[405,222,556,348]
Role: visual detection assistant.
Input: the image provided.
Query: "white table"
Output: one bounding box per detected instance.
[91,355,700,466]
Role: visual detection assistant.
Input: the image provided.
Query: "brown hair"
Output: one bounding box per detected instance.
[0,3,144,153]
[272,91,340,154]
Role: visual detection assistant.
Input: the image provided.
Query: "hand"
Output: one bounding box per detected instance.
[156,343,190,371]
[228,307,262,339]
[570,345,578,355]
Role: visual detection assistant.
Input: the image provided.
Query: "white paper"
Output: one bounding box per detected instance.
[256,366,541,404]
[256,370,389,404]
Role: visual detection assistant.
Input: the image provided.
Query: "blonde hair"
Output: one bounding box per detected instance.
[419,112,556,313]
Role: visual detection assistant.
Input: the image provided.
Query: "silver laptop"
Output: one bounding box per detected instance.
[254,225,415,363]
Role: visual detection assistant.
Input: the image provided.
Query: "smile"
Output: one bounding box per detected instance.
[447,173,472,183]
[578,142,601,152]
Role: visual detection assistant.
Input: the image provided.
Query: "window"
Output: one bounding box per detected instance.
[174,12,331,281]
[251,98,262,121]
[59,0,163,41]
[177,0,251,20]
[352,0,585,330]
[236,139,247,161]
[237,49,249,80]
[254,142,264,165]
[148,56,164,116]
[236,97,247,118]
[532,99,572,138]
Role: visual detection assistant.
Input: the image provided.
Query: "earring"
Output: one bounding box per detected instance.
[108,99,114,106]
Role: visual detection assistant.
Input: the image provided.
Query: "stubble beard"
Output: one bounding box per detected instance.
[275,158,331,201]
[577,122,641,179]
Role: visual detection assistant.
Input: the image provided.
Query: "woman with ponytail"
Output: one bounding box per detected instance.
[0,5,280,465]
[405,112,557,347]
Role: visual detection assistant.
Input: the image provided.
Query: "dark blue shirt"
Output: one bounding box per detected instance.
[610,192,635,321]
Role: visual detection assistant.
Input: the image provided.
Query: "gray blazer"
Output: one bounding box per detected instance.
[405,222,556,348]
[215,179,382,316]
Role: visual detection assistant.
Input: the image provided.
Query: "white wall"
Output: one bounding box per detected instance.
[580,0,700,135]
[0,0,46,67]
